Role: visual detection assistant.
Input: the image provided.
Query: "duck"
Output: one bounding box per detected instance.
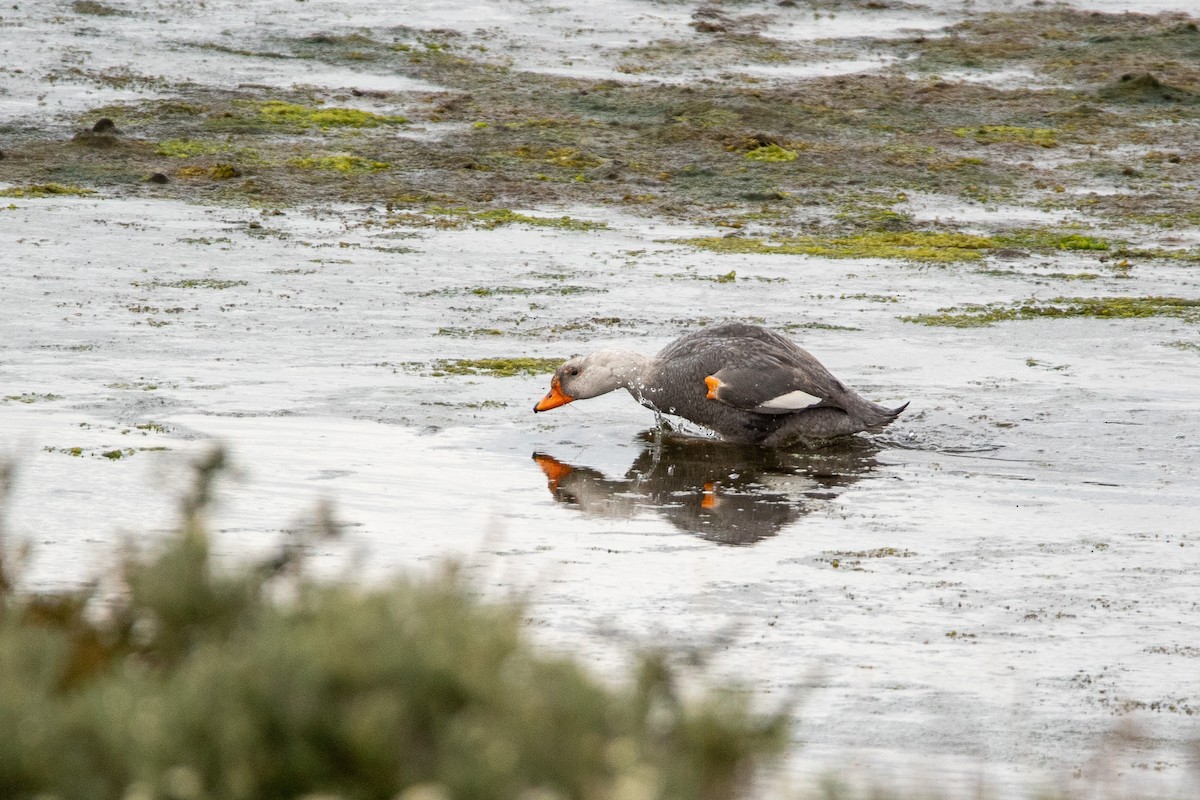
[533,322,906,446]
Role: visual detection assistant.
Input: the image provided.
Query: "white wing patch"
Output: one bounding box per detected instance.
[755,389,822,413]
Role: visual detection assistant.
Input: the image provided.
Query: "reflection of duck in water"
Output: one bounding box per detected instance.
[534,322,906,447]
[533,433,880,545]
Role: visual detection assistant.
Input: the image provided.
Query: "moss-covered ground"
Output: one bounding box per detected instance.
[3,7,1200,257]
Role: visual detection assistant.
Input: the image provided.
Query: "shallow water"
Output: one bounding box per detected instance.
[2,192,1197,796]
[3,1,1200,797]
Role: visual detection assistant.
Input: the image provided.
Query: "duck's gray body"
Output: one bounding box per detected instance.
[535,322,906,447]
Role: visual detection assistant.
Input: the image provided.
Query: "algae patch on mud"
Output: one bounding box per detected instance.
[389,208,607,231]
[0,183,96,198]
[954,125,1058,148]
[678,232,996,263]
[290,155,391,174]
[996,231,1110,251]
[132,278,249,290]
[4,393,65,404]
[745,144,798,163]
[429,358,562,377]
[904,297,1200,327]
[255,100,408,130]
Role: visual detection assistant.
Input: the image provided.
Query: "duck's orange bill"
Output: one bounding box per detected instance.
[534,377,574,412]
[704,375,721,400]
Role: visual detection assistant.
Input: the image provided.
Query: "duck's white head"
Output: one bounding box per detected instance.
[533,350,647,412]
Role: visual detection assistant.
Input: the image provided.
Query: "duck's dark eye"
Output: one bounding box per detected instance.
[567,367,580,376]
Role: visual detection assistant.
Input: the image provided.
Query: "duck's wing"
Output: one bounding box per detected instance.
[692,334,852,415]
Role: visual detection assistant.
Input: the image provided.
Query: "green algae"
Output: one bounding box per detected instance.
[289,154,391,173]
[72,0,123,14]
[3,393,65,403]
[744,144,798,163]
[436,327,506,338]
[0,183,96,198]
[256,100,408,130]
[996,230,1112,251]
[132,279,248,290]
[391,207,607,231]
[779,322,862,333]
[1113,247,1200,263]
[106,382,159,390]
[43,446,86,457]
[468,209,605,230]
[678,231,997,263]
[156,139,234,158]
[829,547,915,559]
[954,125,1058,148]
[417,285,602,298]
[209,163,242,180]
[430,357,562,377]
[904,296,1200,327]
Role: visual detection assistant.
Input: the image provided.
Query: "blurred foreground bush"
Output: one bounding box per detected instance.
[0,454,787,800]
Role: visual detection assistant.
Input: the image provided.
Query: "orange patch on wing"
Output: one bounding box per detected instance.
[701,481,719,510]
[534,376,574,412]
[704,375,721,400]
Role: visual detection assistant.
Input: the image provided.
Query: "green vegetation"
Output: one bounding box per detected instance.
[155,139,235,158]
[953,125,1058,148]
[744,144,797,163]
[996,230,1111,251]
[106,382,159,391]
[2,394,64,404]
[389,208,608,231]
[0,184,96,198]
[289,154,391,173]
[209,163,242,180]
[72,0,123,14]
[678,232,996,263]
[256,100,408,130]
[903,296,1200,327]
[823,547,916,570]
[0,453,787,800]
[431,357,562,377]
[132,279,249,290]
[1,7,1197,232]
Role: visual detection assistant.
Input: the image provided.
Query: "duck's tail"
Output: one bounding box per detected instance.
[864,400,909,431]
[763,398,907,446]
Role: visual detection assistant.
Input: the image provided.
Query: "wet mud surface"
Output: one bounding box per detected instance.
[2,1,1200,796]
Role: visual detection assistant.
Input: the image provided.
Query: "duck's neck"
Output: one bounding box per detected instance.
[607,351,655,403]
